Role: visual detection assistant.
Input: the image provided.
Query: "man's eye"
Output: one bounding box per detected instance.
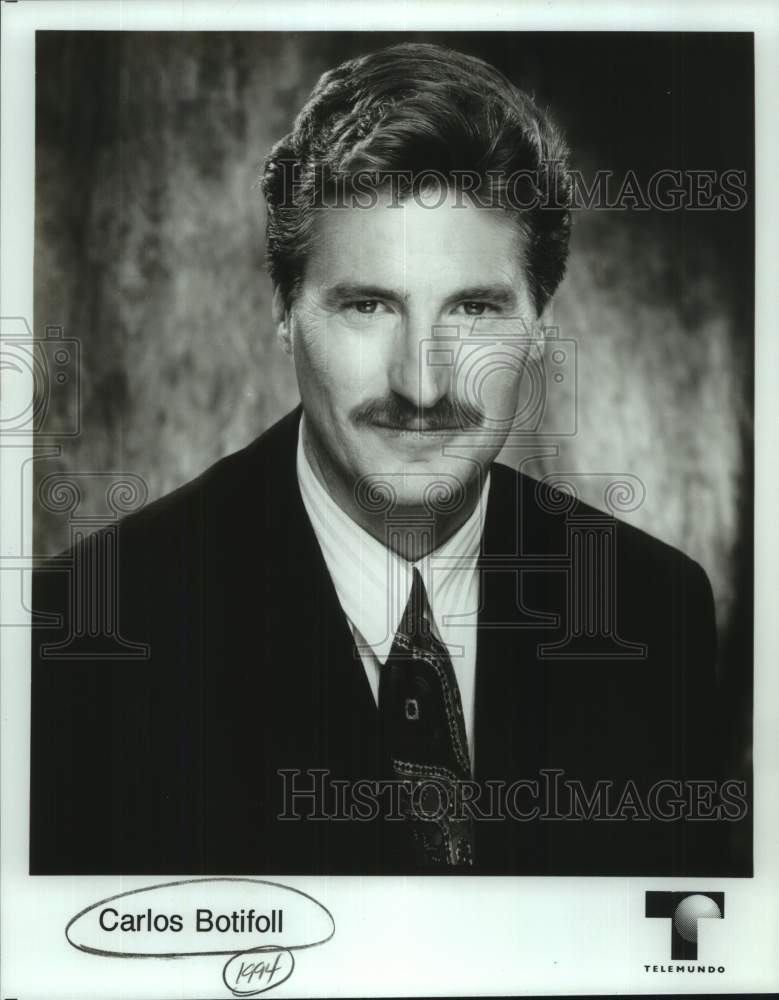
[456,301,495,316]
[348,300,381,315]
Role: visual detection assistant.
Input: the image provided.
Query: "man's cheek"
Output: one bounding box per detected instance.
[492,371,525,419]
[336,346,389,403]
[294,325,331,377]
[458,367,523,427]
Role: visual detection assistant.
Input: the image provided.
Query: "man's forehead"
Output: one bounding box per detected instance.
[304,192,527,295]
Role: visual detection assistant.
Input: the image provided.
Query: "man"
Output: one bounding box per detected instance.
[30,42,731,875]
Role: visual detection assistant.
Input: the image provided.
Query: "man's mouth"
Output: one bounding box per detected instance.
[370,422,460,434]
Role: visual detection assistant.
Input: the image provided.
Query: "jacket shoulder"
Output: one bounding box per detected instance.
[113,406,301,542]
[490,459,710,585]
[32,408,303,614]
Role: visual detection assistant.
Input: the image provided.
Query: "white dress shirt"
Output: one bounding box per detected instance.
[296,417,489,764]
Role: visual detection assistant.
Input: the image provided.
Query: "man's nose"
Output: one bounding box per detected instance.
[387,314,453,410]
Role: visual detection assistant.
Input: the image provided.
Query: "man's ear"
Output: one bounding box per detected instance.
[272,287,293,356]
[533,299,555,357]
[537,298,554,329]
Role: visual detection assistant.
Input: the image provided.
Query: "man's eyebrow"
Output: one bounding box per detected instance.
[322,283,406,304]
[445,285,518,307]
[321,282,519,307]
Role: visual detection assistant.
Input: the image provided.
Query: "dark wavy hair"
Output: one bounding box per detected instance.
[261,42,571,315]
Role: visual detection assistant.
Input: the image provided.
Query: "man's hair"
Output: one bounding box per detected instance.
[261,42,571,315]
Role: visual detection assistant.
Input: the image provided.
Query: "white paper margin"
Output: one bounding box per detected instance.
[2,2,777,997]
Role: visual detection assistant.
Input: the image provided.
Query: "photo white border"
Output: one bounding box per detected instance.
[2,1,778,997]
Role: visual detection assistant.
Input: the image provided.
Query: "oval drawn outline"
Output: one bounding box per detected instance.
[65,877,336,959]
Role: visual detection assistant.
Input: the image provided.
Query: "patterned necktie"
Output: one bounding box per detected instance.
[378,568,474,868]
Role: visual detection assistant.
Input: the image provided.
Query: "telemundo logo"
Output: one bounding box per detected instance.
[645,891,724,962]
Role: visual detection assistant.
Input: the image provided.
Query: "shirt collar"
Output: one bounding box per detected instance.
[296,415,489,664]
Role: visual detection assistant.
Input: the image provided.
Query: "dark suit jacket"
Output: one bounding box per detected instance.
[30,407,736,876]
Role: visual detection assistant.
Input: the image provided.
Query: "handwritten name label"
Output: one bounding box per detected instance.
[66,878,334,995]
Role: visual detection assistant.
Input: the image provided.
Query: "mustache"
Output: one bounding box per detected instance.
[352,393,484,431]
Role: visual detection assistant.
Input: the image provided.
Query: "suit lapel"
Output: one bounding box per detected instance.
[244,408,380,774]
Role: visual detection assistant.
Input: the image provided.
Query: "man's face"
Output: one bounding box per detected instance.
[278,188,539,521]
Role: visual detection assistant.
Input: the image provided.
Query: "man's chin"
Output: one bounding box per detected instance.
[352,462,480,519]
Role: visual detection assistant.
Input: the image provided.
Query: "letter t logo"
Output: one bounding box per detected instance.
[645,891,724,959]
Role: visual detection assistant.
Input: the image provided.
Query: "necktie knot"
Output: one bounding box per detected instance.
[399,568,434,643]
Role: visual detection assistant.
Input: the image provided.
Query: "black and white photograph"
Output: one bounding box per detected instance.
[28,28,754,878]
[1,2,776,998]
